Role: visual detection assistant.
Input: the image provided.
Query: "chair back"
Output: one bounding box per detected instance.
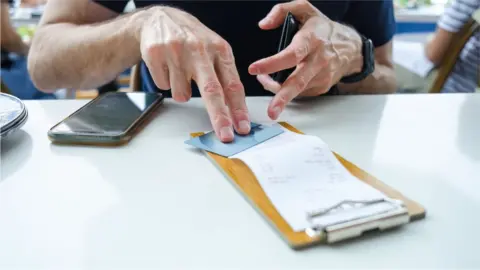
[429,16,480,93]
[0,78,12,94]
[129,64,142,91]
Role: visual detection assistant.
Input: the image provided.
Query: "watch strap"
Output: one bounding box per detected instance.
[340,35,375,84]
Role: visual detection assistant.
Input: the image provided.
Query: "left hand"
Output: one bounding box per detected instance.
[249,0,363,120]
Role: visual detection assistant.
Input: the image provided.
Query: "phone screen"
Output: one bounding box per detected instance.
[52,92,163,135]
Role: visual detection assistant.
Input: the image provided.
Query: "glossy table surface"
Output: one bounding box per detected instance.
[1,94,480,269]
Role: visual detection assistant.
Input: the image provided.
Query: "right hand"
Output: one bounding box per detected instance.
[140,6,251,142]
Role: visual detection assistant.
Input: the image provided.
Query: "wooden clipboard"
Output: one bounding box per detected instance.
[191,122,426,249]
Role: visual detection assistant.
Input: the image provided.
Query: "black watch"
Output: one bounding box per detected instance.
[340,34,375,84]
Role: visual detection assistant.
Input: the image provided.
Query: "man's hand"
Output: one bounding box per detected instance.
[141,7,250,142]
[248,0,363,120]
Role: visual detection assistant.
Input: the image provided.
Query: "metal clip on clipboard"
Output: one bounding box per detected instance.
[304,198,410,243]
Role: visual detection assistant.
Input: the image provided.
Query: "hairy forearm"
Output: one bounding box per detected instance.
[28,11,146,92]
[336,63,397,94]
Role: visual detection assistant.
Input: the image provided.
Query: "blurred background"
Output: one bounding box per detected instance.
[1,0,478,101]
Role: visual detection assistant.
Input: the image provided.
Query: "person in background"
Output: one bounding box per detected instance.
[426,0,480,93]
[28,0,398,142]
[1,0,29,64]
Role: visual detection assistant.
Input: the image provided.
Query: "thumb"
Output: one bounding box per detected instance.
[259,0,318,29]
[259,5,289,30]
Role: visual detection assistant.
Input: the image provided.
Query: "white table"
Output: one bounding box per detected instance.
[1,94,480,269]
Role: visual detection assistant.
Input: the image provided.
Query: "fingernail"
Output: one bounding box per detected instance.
[272,107,282,119]
[261,16,273,25]
[250,65,261,75]
[238,120,250,133]
[220,126,234,141]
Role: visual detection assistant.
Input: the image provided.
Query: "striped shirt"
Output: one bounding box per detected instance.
[437,0,479,93]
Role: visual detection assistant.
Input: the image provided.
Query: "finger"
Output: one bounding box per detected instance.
[180,28,234,142]
[164,36,191,102]
[168,65,192,102]
[196,73,234,143]
[259,0,316,29]
[164,31,192,98]
[249,29,313,75]
[256,74,281,93]
[143,52,171,90]
[268,61,317,120]
[189,47,233,142]
[213,40,251,135]
[141,15,178,90]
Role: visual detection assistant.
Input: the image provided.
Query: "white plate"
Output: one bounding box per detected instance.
[0,93,26,132]
[0,107,28,139]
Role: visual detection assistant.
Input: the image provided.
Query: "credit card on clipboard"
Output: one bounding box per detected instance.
[185,123,284,157]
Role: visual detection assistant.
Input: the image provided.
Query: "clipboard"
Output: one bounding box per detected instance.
[190,122,426,249]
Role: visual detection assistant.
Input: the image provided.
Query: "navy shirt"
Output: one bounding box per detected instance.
[94,1,395,96]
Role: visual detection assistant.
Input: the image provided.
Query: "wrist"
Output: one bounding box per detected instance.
[129,7,156,44]
[344,28,363,77]
[132,6,183,45]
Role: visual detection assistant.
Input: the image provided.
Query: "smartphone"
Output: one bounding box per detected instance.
[48,92,164,146]
[271,12,300,84]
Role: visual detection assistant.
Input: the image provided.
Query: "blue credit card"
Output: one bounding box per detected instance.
[185,122,284,157]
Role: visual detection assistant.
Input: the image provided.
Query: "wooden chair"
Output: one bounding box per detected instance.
[429,10,480,93]
[129,64,142,91]
[474,9,480,92]
[74,69,136,99]
[74,89,98,99]
[0,78,12,94]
